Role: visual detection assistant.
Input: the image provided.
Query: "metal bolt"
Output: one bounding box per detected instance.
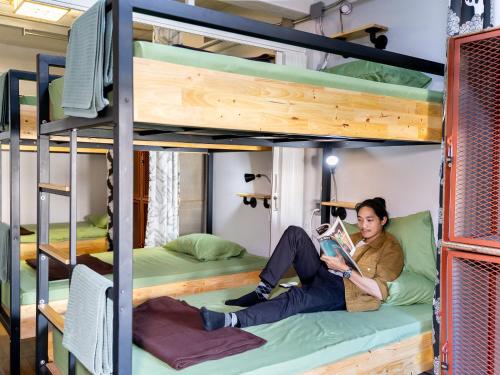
[124,97,130,103]
[41,255,46,260]
[39,299,45,304]
[40,195,46,201]
[121,289,125,294]
[40,360,46,365]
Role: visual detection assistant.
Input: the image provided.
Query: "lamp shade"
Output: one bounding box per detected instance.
[244,173,256,183]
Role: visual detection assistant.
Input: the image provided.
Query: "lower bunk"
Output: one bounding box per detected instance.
[1,247,266,339]
[19,221,108,260]
[51,280,433,374]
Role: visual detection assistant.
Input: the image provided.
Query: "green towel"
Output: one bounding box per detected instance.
[0,72,8,131]
[62,265,113,375]
[0,222,10,282]
[62,0,112,118]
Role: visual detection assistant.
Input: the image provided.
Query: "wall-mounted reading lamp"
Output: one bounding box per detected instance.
[326,155,347,220]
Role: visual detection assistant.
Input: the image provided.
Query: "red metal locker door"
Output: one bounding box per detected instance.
[446,249,500,375]
[445,28,500,248]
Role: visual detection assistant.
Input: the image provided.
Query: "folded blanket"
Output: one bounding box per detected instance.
[0,222,10,282]
[25,254,113,281]
[63,265,113,375]
[133,296,266,370]
[0,72,8,131]
[62,0,112,118]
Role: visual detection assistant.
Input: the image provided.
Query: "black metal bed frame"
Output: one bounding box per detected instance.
[32,1,445,374]
[0,69,38,375]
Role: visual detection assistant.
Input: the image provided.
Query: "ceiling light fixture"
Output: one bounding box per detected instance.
[11,0,70,22]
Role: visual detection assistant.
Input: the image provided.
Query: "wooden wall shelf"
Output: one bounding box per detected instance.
[237,193,271,208]
[321,201,357,209]
[331,23,388,41]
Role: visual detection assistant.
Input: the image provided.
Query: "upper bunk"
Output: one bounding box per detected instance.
[37,0,445,147]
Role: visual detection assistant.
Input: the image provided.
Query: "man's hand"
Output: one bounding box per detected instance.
[320,253,349,272]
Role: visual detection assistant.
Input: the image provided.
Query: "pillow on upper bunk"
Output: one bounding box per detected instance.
[345,210,436,281]
[385,270,434,306]
[164,233,246,261]
[85,213,108,229]
[323,60,432,88]
[20,226,35,236]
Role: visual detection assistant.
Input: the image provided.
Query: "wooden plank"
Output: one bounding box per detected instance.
[133,57,442,142]
[50,135,271,152]
[20,104,37,140]
[39,244,70,265]
[321,200,357,209]
[18,270,262,338]
[20,237,108,261]
[39,183,70,192]
[1,144,108,154]
[38,304,64,333]
[45,362,63,375]
[331,23,388,41]
[237,193,271,200]
[305,331,433,375]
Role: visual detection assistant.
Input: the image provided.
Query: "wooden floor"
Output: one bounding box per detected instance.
[0,323,36,375]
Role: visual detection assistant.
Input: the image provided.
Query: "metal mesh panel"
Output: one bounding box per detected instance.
[450,254,500,374]
[454,35,500,242]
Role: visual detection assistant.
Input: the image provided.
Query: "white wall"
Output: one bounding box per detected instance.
[0,42,107,225]
[213,151,273,257]
[298,0,447,236]
[1,152,107,224]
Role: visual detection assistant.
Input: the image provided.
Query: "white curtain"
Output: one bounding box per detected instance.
[144,151,180,247]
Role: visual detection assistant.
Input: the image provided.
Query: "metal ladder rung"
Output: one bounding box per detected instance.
[38,304,64,333]
[39,244,70,265]
[39,183,70,196]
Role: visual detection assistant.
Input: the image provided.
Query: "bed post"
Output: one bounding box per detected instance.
[8,70,22,375]
[206,151,214,234]
[321,144,331,224]
[112,0,134,373]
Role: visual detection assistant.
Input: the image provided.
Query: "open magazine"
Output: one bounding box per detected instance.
[315,217,363,276]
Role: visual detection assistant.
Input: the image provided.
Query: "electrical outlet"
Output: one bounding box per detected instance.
[310,1,325,19]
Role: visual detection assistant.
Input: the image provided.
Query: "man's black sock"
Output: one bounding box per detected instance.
[201,307,239,331]
[225,280,273,307]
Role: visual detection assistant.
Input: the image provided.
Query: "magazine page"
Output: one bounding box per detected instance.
[317,218,363,276]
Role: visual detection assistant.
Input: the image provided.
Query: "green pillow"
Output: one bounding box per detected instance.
[85,213,109,229]
[164,233,246,261]
[385,271,434,305]
[385,211,436,281]
[323,60,432,88]
[343,222,359,235]
[344,210,436,281]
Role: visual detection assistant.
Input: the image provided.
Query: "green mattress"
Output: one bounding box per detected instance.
[20,222,107,244]
[19,95,37,106]
[49,42,442,121]
[1,247,267,306]
[53,281,432,375]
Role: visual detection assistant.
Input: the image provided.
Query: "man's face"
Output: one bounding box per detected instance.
[357,206,386,241]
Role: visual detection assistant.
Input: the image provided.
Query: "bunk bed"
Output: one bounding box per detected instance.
[33,1,445,374]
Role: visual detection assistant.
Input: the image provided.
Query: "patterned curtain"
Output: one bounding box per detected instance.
[432,2,494,373]
[106,150,113,251]
[144,152,180,247]
[448,0,493,36]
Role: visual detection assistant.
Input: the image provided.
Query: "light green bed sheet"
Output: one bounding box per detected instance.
[1,247,267,306]
[20,222,107,244]
[53,281,432,375]
[49,42,442,121]
[19,95,37,106]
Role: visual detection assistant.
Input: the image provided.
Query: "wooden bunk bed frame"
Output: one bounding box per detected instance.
[32,1,445,374]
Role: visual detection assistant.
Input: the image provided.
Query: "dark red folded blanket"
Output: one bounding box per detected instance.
[133,296,266,370]
[25,254,113,281]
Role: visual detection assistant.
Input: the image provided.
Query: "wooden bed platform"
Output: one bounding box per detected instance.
[16,269,261,339]
[20,238,108,261]
[18,103,271,152]
[306,331,433,375]
[133,58,443,142]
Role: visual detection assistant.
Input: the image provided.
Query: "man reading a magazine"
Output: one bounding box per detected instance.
[201,197,404,330]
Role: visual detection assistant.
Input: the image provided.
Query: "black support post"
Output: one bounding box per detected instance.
[206,152,214,234]
[112,0,134,373]
[321,145,331,224]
